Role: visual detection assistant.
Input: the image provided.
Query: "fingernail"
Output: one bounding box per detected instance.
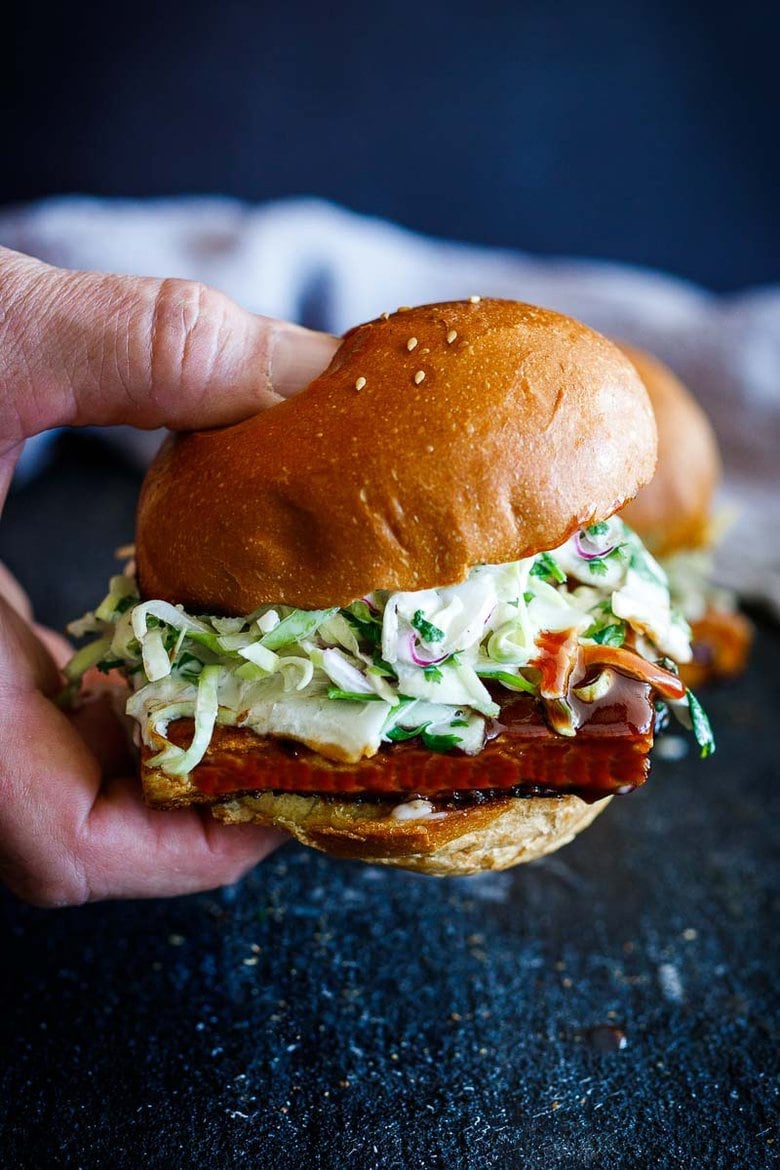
[270,327,339,398]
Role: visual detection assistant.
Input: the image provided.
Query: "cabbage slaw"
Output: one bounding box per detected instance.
[65,518,714,777]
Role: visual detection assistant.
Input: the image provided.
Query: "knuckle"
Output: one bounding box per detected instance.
[149,278,230,396]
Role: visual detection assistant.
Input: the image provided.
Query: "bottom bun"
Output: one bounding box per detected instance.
[209,791,612,876]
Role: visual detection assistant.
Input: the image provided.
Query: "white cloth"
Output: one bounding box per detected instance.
[1,196,778,609]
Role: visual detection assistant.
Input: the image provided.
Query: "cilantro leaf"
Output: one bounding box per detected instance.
[412,610,445,643]
[584,622,626,647]
[327,688,385,702]
[628,545,666,587]
[530,552,566,584]
[421,730,462,752]
[586,521,609,537]
[344,609,382,645]
[386,722,429,742]
[687,688,716,758]
[476,669,536,693]
[176,651,205,679]
[96,658,125,674]
[423,665,443,683]
[386,723,464,751]
[370,654,395,677]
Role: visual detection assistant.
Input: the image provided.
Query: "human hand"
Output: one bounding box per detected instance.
[0,246,338,905]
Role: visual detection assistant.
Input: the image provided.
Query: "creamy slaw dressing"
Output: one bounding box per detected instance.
[66,518,714,776]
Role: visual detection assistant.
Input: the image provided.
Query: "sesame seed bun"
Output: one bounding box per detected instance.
[133,300,659,875]
[619,344,721,556]
[136,300,657,612]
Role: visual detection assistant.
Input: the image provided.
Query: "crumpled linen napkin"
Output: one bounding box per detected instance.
[1,196,777,610]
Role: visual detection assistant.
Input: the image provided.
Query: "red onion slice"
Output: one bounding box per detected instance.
[408,634,449,667]
[574,531,615,561]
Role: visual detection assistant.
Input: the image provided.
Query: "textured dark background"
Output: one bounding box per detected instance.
[0,435,778,1169]
[6,0,780,290]
[2,3,779,1164]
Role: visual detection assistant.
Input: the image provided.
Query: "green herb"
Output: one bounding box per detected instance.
[386,723,429,742]
[587,558,609,577]
[586,521,609,537]
[412,610,445,643]
[176,652,205,679]
[96,658,125,674]
[687,688,716,758]
[530,552,566,584]
[345,608,382,646]
[368,655,396,679]
[450,718,470,728]
[628,544,666,587]
[327,688,386,702]
[348,600,381,625]
[386,722,464,751]
[115,595,135,615]
[476,669,536,693]
[421,730,462,753]
[584,622,626,647]
[423,665,443,683]
[162,627,181,652]
[523,591,534,604]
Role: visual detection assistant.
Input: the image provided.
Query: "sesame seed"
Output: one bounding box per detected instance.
[397,305,411,312]
[446,329,458,344]
[469,294,481,303]
[355,376,367,391]
[407,336,418,351]
[414,370,425,385]
[380,311,390,320]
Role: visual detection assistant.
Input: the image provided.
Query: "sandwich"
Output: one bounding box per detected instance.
[618,344,752,689]
[65,300,714,875]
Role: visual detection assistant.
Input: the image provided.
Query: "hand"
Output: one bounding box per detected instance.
[0,246,338,905]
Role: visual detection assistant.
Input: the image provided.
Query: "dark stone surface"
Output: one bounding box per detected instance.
[1,436,778,1168]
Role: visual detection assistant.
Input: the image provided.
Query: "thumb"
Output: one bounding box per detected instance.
[0,246,338,453]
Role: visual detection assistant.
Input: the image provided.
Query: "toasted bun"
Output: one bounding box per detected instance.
[136,299,656,612]
[210,791,611,876]
[619,345,721,556]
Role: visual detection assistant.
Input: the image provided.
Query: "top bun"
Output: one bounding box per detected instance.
[136,300,657,612]
[619,344,721,556]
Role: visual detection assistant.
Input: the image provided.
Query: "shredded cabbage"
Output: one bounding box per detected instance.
[65,518,713,775]
[148,665,220,774]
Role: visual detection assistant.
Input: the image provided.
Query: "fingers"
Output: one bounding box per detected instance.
[0,688,285,906]
[0,597,62,697]
[0,560,33,620]
[0,246,338,452]
[84,777,288,903]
